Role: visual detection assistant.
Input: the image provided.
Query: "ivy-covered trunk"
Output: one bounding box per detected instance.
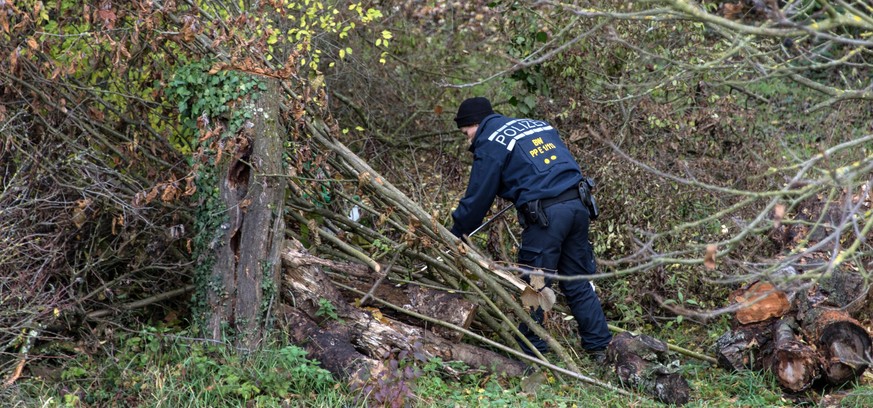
[206,78,286,349]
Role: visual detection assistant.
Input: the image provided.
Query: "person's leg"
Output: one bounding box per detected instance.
[556,201,612,351]
[515,209,570,355]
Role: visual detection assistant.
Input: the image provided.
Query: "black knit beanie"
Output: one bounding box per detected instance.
[454,97,494,128]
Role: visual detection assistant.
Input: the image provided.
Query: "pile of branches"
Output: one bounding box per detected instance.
[0,0,602,390]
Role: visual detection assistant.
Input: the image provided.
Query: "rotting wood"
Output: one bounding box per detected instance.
[765,317,820,392]
[206,78,286,349]
[717,275,873,393]
[280,239,526,377]
[800,307,871,385]
[349,280,477,342]
[606,331,692,406]
[715,319,775,372]
[279,305,384,387]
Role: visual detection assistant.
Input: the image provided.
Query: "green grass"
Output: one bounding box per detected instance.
[9,325,873,407]
[10,327,355,408]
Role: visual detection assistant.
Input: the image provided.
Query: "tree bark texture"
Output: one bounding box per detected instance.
[206,78,286,349]
[606,331,692,406]
[715,319,775,372]
[329,263,478,342]
[280,239,527,379]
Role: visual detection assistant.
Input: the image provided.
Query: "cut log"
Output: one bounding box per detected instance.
[765,317,820,392]
[280,240,527,378]
[715,319,775,372]
[719,273,873,394]
[732,281,791,324]
[800,307,871,385]
[606,331,691,406]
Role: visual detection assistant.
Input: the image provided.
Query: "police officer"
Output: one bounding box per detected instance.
[449,97,611,361]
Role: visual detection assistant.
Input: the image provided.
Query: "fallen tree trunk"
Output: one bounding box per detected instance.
[323,259,478,342]
[279,305,384,386]
[606,331,692,406]
[280,239,527,379]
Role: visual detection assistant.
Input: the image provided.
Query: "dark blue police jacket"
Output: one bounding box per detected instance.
[450,114,583,237]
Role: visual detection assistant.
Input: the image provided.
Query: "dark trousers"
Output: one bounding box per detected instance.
[516,198,612,354]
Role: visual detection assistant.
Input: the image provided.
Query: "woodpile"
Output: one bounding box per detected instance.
[715,269,872,393]
[278,238,528,385]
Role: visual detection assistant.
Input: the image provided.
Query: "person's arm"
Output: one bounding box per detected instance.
[450,151,501,238]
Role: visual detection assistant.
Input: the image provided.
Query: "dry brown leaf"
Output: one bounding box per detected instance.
[145,186,159,204]
[97,8,117,29]
[521,286,539,311]
[161,184,178,202]
[71,200,90,228]
[77,198,93,209]
[358,172,371,187]
[26,37,38,50]
[704,244,717,270]
[434,105,443,114]
[183,176,196,196]
[773,203,785,228]
[0,13,9,34]
[88,106,105,122]
[721,2,744,20]
[9,49,17,72]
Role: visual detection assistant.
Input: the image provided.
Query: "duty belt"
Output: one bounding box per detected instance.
[539,187,580,209]
[519,186,583,228]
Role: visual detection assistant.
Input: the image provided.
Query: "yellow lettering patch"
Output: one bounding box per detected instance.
[529,142,557,161]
